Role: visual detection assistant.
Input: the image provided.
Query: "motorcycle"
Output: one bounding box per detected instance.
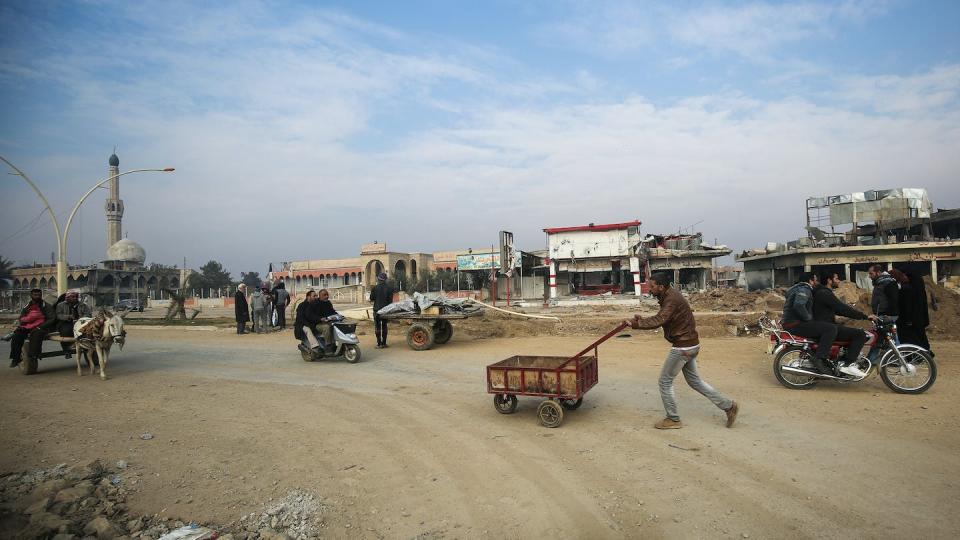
[298,316,362,363]
[760,315,936,394]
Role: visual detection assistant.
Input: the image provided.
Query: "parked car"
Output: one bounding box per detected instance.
[115,299,144,312]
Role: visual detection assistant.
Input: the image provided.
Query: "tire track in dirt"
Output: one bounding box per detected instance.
[322,387,640,538]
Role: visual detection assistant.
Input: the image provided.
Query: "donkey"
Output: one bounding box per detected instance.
[73,309,126,379]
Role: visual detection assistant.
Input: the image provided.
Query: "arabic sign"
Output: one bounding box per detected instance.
[457,253,501,270]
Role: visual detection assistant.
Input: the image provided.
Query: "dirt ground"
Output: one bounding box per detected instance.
[1,324,959,539]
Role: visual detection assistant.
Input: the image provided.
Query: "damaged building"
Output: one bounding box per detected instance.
[738,188,959,291]
[543,221,732,297]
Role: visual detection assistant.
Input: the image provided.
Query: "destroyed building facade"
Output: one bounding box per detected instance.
[543,221,732,298]
[738,188,959,291]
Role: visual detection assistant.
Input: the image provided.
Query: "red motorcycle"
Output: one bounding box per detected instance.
[760,316,937,394]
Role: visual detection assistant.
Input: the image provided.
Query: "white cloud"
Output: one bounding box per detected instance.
[536,1,890,60]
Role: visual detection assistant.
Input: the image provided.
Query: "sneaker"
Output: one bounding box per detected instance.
[654,418,682,429]
[8,359,19,368]
[725,402,739,428]
[838,364,867,378]
[382,343,390,348]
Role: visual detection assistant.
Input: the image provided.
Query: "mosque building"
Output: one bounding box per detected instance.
[8,153,189,307]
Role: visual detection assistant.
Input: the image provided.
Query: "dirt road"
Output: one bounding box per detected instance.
[2,327,958,539]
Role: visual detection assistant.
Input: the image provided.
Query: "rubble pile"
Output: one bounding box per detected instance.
[0,462,327,540]
[232,490,325,539]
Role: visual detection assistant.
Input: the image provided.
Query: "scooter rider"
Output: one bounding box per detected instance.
[315,289,340,352]
[782,272,837,375]
[294,290,323,355]
[813,272,877,377]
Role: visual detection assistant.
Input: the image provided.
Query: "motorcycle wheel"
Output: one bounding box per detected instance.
[773,346,818,390]
[879,347,936,394]
[344,345,361,364]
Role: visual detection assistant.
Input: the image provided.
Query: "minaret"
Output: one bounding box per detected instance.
[105,152,124,249]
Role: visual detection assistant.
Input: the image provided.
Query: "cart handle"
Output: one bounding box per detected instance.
[561,321,631,367]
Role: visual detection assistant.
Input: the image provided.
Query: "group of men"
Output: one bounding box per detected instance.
[233,282,291,334]
[5,288,91,368]
[781,264,910,377]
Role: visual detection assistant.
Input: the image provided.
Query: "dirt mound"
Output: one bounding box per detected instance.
[686,288,784,313]
[454,308,758,340]
[925,277,960,338]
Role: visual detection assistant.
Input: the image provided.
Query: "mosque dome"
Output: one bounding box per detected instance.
[109,153,119,167]
[106,238,146,264]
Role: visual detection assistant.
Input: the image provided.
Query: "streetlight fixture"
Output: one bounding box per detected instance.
[1,155,175,295]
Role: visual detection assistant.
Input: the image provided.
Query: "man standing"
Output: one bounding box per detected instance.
[273,282,290,330]
[7,289,54,367]
[369,272,394,348]
[868,264,899,320]
[625,273,738,430]
[813,272,875,377]
[782,272,838,375]
[250,286,267,334]
[55,290,92,358]
[294,290,322,354]
[234,284,249,334]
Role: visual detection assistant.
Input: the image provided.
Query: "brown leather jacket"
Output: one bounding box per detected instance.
[634,287,699,347]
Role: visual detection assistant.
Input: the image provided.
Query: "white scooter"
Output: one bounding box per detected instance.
[298,316,362,363]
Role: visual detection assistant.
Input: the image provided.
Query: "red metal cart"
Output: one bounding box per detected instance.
[486,322,630,427]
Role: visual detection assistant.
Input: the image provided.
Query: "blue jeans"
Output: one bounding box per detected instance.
[658,345,733,421]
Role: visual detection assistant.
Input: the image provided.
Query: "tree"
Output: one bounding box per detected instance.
[195,260,232,291]
[0,255,12,288]
[240,271,262,288]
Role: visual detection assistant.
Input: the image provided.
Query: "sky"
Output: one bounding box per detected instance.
[1,0,959,277]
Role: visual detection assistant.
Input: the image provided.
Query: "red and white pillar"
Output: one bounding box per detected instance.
[630,257,641,296]
[548,258,557,299]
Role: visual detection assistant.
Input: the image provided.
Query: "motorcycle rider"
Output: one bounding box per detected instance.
[813,272,876,377]
[781,272,837,375]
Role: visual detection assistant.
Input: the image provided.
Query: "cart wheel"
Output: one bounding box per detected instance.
[561,398,583,410]
[433,320,453,345]
[537,400,564,428]
[407,324,435,351]
[493,394,518,414]
[19,347,37,375]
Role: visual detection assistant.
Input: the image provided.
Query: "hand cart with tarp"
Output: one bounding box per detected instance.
[376,292,481,351]
[486,322,629,427]
[379,312,476,351]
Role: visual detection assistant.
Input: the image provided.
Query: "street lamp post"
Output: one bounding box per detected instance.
[2,155,174,295]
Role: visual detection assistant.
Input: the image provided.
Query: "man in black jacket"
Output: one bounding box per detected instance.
[234,284,249,334]
[294,290,322,353]
[369,272,394,348]
[868,264,899,319]
[814,272,876,377]
[782,272,836,374]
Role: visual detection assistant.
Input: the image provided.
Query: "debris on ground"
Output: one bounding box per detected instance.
[0,461,327,540]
